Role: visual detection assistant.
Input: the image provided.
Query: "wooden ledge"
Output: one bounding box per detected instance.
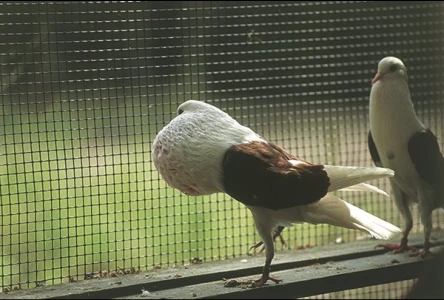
[3,230,444,299]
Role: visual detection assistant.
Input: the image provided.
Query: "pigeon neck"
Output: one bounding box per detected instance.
[370,79,421,124]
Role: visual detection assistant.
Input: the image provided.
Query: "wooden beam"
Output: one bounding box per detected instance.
[2,231,444,299]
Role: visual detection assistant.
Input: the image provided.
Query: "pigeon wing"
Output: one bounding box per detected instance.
[221,141,330,210]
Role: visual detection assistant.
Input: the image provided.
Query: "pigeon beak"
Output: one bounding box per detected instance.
[371,72,383,85]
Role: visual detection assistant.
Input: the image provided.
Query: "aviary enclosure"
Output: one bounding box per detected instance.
[1,1,443,298]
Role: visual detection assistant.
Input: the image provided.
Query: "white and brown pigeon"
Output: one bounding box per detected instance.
[368,56,444,257]
[152,100,401,286]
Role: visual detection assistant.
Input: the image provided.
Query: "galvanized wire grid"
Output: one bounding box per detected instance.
[1,1,443,298]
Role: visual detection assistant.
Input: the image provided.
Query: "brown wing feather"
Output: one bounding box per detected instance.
[408,129,444,205]
[221,141,330,210]
[368,130,383,167]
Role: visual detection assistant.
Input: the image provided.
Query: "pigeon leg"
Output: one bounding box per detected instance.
[244,237,282,287]
[249,226,286,253]
[376,224,417,254]
[410,201,434,258]
[377,181,417,253]
[376,233,417,253]
[276,230,286,245]
[250,257,283,287]
[243,219,282,286]
[410,241,433,258]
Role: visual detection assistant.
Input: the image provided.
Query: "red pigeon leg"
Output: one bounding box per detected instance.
[376,228,417,253]
[409,241,433,258]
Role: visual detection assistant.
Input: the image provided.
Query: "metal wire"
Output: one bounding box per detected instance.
[1,1,443,297]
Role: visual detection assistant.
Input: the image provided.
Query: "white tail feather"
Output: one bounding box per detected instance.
[339,183,390,197]
[323,165,394,193]
[301,194,401,240]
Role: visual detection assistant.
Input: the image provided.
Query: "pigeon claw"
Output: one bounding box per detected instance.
[249,241,265,252]
[249,233,287,254]
[277,234,287,247]
[375,242,417,254]
[409,243,433,258]
[246,276,282,287]
[409,249,432,258]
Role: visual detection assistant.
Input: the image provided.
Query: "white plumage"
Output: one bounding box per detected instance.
[369,56,444,256]
[153,100,401,285]
[152,100,262,196]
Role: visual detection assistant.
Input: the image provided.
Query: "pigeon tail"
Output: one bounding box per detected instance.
[339,182,390,197]
[302,194,401,240]
[323,165,394,193]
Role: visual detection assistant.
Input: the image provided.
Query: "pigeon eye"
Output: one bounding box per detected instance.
[178,108,184,115]
[389,64,398,72]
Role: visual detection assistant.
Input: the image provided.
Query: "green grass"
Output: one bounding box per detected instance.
[0,101,259,288]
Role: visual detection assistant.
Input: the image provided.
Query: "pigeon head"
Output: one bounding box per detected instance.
[372,56,408,85]
[174,100,245,136]
[176,100,219,116]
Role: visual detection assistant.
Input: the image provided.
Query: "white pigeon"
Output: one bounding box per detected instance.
[368,56,444,257]
[152,100,401,286]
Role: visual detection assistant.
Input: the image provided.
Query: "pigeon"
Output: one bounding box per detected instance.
[368,56,444,257]
[152,100,401,286]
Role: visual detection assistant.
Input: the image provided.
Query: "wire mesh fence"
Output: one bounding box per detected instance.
[1,1,443,298]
